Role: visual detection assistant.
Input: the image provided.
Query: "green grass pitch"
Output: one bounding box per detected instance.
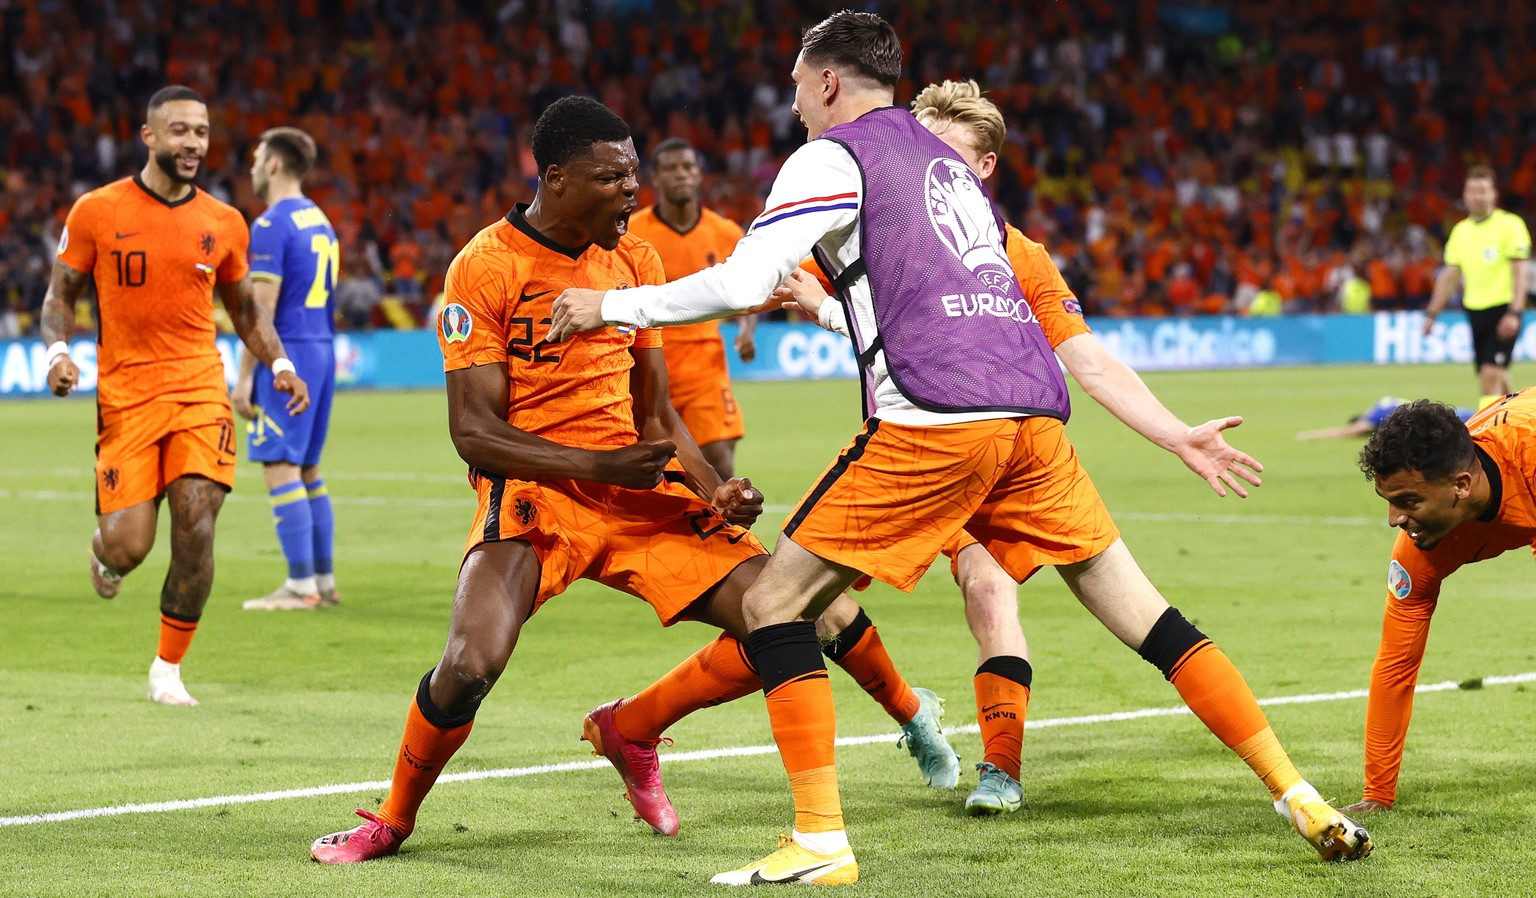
[3,363,1535,896]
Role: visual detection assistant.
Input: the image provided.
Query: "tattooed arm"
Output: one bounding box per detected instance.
[40,261,89,396]
[217,275,310,414]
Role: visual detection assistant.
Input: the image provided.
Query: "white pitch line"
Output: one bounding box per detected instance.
[4,671,1533,829]
[0,489,1381,527]
[0,488,471,510]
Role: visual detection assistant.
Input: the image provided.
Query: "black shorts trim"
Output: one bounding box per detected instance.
[482,472,506,544]
[783,419,880,538]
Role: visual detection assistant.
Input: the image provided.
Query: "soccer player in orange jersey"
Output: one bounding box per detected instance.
[628,138,753,478]
[1344,393,1536,815]
[39,86,309,708]
[308,96,948,865]
[551,17,1370,879]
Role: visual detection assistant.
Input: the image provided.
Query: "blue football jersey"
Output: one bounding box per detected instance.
[250,196,339,343]
[1358,396,1475,430]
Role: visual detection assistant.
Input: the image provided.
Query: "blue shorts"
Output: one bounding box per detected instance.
[249,341,335,467]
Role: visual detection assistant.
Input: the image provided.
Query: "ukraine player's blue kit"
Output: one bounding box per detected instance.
[248,197,338,466]
[1358,397,1474,431]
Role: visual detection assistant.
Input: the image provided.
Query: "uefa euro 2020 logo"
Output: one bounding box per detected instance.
[925,158,1019,308]
[442,303,473,344]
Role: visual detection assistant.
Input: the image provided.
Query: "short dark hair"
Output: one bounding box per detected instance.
[1359,399,1477,482]
[1466,164,1497,186]
[531,96,631,176]
[259,126,317,179]
[651,137,695,168]
[147,85,205,119]
[801,10,901,88]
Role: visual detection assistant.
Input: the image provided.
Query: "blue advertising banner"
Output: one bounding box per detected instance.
[4,311,1536,397]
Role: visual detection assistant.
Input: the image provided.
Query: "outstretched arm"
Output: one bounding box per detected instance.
[1345,591,1438,813]
[1055,333,1263,497]
[1296,420,1374,441]
[549,141,860,340]
[40,261,90,396]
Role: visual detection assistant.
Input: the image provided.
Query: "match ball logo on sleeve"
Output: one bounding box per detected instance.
[441,303,473,343]
[1388,560,1412,600]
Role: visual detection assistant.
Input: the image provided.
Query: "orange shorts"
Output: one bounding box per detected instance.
[95,399,237,515]
[784,416,1118,591]
[464,470,767,624]
[666,338,744,446]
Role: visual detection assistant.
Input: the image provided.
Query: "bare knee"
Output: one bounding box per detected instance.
[432,653,506,715]
[99,529,154,571]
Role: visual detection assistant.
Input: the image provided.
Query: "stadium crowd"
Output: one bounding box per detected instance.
[1,0,1532,333]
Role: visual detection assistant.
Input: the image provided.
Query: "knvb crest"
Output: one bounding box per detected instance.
[514,498,536,525]
[200,232,215,257]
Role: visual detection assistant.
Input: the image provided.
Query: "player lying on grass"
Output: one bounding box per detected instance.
[1296,396,1474,441]
[1345,393,1536,814]
[549,17,1372,880]
[307,95,954,865]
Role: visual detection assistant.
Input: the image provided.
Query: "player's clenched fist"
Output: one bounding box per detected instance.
[597,439,677,489]
[272,370,311,415]
[712,477,763,527]
[47,356,80,396]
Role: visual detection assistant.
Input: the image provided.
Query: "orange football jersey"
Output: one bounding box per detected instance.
[1361,389,1536,803]
[627,205,744,349]
[58,176,249,410]
[437,206,666,450]
[1004,223,1090,349]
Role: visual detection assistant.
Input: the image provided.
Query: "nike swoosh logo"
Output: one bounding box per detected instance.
[981,703,1010,713]
[115,231,140,239]
[749,861,840,884]
[518,290,552,304]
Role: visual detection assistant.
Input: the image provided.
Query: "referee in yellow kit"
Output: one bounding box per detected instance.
[1425,165,1531,408]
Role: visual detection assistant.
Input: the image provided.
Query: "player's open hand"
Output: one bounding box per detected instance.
[273,370,310,415]
[1176,416,1263,498]
[548,288,609,343]
[1340,798,1392,815]
[47,356,80,396]
[598,439,677,489]
[771,268,829,322]
[712,477,764,527]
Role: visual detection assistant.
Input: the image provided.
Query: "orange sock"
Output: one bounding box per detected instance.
[823,610,919,724]
[750,621,843,834]
[974,656,1032,780]
[1168,643,1301,801]
[375,673,475,837]
[1140,607,1302,801]
[614,634,760,743]
[157,612,198,664]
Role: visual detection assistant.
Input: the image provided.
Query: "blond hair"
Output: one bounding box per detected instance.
[911,80,1006,158]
